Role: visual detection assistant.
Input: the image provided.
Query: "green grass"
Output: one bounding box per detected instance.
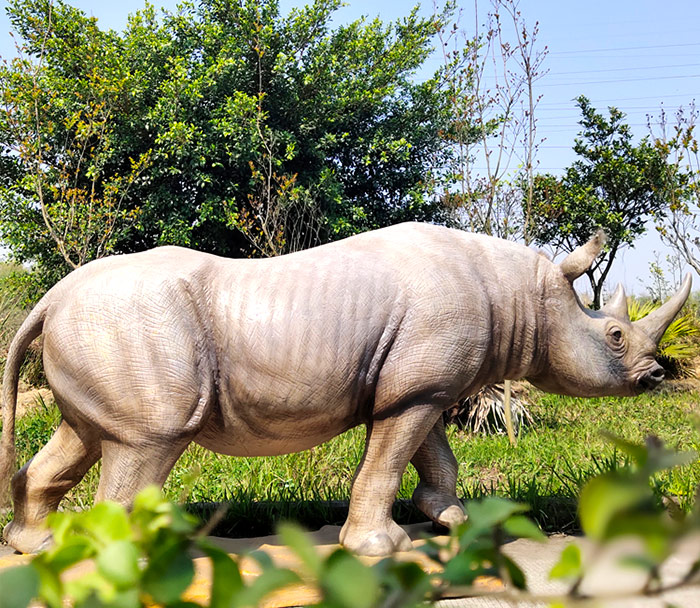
[2,388,699,536]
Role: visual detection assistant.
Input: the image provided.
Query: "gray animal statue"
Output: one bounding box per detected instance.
[0,223,691,555]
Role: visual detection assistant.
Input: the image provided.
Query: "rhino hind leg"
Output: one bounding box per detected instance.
[95,437,192,504]
[339,403,444,556]
[4,420,101,553]
[410,418,465,530]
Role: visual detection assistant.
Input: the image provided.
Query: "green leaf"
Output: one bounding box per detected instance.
[465,498,529,530]
[142,541,195,604]
[106,588,140,608]
[132,485,163,513]
[502,555,526,590]
[618,554,658,573]
[503,515,546,542]
[600,432,648,466]
[96,540,141,589]
[233,567,299,608]
[321,549,379,608]
[31,557,64,608]
[278,522,322,577]
[383,560,430,592]
[247,549,274,570]
[441,551,488,585]
[44,536,95,572]
[0,565,40,608]
[47,511,74,546]
[78,502,132,545]
[604,513,671,561]
[578,473,649,540]
[197,542,243,608]
[549,544,582,581]
[63,571,114,606]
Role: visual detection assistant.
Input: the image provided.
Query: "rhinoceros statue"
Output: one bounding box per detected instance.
[0,223,691,555]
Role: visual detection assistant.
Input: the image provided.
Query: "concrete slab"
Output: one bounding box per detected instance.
[437,534,700,608]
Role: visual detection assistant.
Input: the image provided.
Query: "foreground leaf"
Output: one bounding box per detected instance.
[0,565,40,608]
[549,544,582,581]
[322,549,379,608]
[578,474,648,540]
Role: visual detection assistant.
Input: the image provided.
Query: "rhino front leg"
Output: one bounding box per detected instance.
[410,418,465,530]
[339,403,443,556]
[4,420,101,553]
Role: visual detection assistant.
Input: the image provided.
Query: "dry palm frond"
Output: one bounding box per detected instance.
[444,383,534,435]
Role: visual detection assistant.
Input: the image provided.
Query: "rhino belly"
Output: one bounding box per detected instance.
[194,382,363,457]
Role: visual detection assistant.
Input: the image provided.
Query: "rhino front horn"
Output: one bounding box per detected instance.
[635,273,693,344]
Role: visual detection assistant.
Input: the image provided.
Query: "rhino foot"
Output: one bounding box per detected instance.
[412,482,466,529]
[339,519,413,556]
[3,520,53,554]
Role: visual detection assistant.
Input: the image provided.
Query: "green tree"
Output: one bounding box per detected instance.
[0,0,457,286]
[0,1,151,286]
[528,95,675,308]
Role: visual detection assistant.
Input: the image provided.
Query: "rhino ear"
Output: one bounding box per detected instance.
[600,283,629,321]
[635,273,692,344]
[559,230,606,283]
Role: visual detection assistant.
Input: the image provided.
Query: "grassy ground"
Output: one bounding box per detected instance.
[3,386,698,537]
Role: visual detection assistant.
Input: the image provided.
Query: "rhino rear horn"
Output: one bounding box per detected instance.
[559,230,606,282]
[635,273,693,344]
[601,283,629,321]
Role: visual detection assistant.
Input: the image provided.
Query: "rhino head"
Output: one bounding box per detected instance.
[526,232,692,397]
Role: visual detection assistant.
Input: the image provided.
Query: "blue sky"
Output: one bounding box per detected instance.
[2,0,699,295]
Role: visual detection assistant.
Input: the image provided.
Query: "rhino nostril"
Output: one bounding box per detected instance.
[650,367,665,381]
[638,365,665,390]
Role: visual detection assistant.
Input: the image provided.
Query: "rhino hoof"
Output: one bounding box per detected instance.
[436,504,466,528]
[340,522,413,556]
[3,521,53,554]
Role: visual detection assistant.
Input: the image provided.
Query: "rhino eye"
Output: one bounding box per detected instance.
[607,327,624,350]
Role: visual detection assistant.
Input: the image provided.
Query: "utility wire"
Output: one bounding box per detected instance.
[546,62,700,76]
[550,42,700,54]
[538,93,697,106]
[539,74,700,87]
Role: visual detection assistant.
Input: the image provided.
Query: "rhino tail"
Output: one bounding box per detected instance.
[0,295,51,508]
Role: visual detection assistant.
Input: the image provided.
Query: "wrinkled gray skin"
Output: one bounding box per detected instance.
[0,223,691,555]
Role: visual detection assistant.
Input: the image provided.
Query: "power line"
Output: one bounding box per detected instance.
[537,104,693,113]
[549,42,700,55]
[541,63,700,76]
[538,93,698,106]
[538,73,700,87]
